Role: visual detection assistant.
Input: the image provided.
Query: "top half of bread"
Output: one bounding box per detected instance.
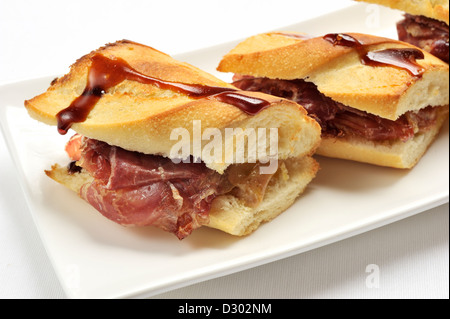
[24,40,321,174]
[355,0,449,24]
[217,32,449,121]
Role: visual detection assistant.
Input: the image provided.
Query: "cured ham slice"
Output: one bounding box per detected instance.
[75,138,224,239]
[65,137,277,239]
[397,14,449,63]
[232,76,439,142]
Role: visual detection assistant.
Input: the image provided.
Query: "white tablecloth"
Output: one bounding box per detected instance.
[0,0,448,299]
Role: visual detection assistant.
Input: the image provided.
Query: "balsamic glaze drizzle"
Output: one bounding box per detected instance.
[56,53,270,135]
[323,33,425,76]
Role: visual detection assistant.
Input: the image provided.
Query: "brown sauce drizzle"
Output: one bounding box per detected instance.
[323,33,425,76]
[56,53,270,135]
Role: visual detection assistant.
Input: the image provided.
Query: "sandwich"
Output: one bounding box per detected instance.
[356,0,449,63]
[217,32,449,169]
[24,40,321,239]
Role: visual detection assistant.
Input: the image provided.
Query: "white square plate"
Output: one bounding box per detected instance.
[0,4,448,298]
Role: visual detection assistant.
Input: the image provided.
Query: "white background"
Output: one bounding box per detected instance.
[0,0,448,299]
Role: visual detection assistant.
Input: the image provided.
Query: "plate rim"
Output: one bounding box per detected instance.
[0,3,448,299]
[2,72,448,299]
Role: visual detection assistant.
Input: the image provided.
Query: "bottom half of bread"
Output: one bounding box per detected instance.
[46,156,319,237]
[208,156,318,236]
[316,109,449,169]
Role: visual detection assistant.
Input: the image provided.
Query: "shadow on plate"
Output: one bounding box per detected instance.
[311,156,411,192]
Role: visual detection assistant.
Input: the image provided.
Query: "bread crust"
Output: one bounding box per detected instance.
[355,0,449,24]
[217,32,449,120]
[25,40,321,174]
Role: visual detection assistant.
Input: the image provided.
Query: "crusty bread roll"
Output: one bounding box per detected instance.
[25,40,321,238]
[218,32,449,120]
[355,0,449,24]
[217,32,449,169]
[26,40,319,174]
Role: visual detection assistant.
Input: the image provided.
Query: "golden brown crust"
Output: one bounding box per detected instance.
[217,32,449,120]
[25,40,321,174]
[26,39,239,128]
[355,0,449,24]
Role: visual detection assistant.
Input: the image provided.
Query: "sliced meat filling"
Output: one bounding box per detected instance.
[232,76,439,142]
[397,14,449,63]
[67,136,276,239]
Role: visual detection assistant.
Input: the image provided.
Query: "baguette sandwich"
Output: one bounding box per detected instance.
[217,32,449,169]
[356,0,449,63]
[24,40,321,239]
